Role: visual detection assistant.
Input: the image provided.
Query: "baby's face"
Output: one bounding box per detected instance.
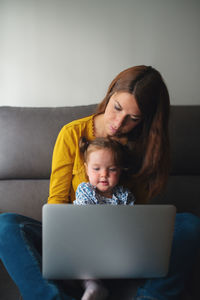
[85,148,121,198]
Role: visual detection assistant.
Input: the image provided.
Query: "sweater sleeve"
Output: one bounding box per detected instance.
[47,125,76,204]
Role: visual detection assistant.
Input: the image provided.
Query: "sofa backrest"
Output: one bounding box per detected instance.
[0,105,96,220]
[0,105,199,220]
[0,105,97,180]
[152,106,200,216]
[169,106,200,175]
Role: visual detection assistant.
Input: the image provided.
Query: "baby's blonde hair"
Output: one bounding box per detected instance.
[79,137,125,168]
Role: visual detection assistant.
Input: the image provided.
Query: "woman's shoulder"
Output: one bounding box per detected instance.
[63,115,94,130]
[59,115,95,139]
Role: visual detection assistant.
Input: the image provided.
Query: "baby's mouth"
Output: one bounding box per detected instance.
[99,181,109,185]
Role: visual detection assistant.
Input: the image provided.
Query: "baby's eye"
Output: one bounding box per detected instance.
[109,168,117,172]
[93,167,100,171]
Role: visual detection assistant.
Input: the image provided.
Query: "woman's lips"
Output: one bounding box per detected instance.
[109,125,118,135]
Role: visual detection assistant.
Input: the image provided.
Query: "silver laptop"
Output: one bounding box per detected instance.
[42,204,176,280]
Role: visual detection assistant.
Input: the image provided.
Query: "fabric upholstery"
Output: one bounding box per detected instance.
[169,106,200,174]
[0,105,96,179]
[0,105,199,300]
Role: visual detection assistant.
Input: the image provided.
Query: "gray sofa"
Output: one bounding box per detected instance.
[0,105,199,300]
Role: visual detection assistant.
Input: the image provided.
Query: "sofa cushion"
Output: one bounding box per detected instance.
[0,105,200,219]
[0,179,49,220]
[151,175,200,216]
[0,105,96,180]
[0,106,199,181]
[170,106,200,175]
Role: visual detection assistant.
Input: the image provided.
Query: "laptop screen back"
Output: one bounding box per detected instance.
[42,204,176,280]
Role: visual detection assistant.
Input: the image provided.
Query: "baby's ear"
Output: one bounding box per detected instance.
[84,162,88,176]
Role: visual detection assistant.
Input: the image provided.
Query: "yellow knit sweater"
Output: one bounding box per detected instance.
[48,115,148,204]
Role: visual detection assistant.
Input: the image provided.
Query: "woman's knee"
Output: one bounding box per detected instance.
[0,213,36,241]
[0,213,22,238]
[0,213,42,259]
[175,212,200,247]
[0,212,21,225]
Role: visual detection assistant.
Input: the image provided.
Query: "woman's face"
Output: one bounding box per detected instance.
[103,92,142,137]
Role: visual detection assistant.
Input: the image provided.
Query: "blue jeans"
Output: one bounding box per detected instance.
[135,213,200,300]
[0,213,78,300]
[0,213,200,300]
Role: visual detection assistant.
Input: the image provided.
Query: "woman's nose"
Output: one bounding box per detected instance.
[114,115,126,129]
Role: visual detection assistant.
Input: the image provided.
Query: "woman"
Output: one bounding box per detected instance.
[0,65,200,300]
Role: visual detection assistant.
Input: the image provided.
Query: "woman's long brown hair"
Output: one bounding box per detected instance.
[96,65,170,200]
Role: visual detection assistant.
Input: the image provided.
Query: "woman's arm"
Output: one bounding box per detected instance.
[47,126,76,204]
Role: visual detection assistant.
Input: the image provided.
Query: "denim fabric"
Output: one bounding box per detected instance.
[0,213,77,300]
[135,213,200,300]
[0,212,200,300]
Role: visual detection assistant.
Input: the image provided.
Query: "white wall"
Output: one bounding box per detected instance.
[0,0,200,106]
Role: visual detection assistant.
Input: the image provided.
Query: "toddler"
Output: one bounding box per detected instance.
[74,137,135,300]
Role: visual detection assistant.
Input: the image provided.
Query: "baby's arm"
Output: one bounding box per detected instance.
[125,188,136,206]
[74,182,96,205]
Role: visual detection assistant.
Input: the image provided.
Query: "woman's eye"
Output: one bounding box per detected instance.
[131,118,139,122]
[114,105,121,111]
[131,117,140,123]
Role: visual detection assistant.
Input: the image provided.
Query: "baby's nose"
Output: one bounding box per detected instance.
[101,169,108,177]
